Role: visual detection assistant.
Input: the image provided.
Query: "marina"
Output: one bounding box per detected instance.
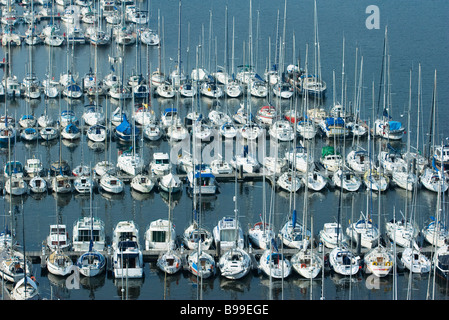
[0,0,447,301]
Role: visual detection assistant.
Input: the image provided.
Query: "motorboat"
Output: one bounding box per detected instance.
[144,219,176,251]
[24,158,44,177]
[187,166,217,195]
[112,221,144,279]
[46,224,71,252]
[213,217,245,252]
[320,146,343,172]
[72,217,106,252]
[150,152,170,176]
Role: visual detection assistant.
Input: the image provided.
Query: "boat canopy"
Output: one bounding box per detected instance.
[115,114,139,136]
[325,117,344,127]
[164,108,177,115]
[322,145,339,158]
[388,121,402,131]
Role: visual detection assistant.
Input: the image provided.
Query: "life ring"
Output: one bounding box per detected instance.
[385,261,391,266]
[300,263,306,268]
[176,262,179,268]
[372,261,377,266]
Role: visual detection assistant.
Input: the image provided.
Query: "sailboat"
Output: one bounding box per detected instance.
[259,239,292,279]
[9,202,39,300]
[346,213,379,249]
[46,198,74,277]
[218,171,251,280]
[319,222,347,249]
[76,189,106,277]
[363,186,394,277]
[373,27,405,141]
[278,207,311,250]
[156,188,182,275]
[10,276,39,300]
[386,217,419,249]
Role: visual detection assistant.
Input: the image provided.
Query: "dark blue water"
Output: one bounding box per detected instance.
[0,0,448,301]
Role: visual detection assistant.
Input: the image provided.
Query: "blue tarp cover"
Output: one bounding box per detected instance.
[389,121,402,131]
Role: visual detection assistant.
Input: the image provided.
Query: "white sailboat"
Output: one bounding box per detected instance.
[76,190,106,277]
[218,171,251,280]
[259,244,292,279]
[346,213,379,249]
[130,174,155,193]
[278,209,311,250]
